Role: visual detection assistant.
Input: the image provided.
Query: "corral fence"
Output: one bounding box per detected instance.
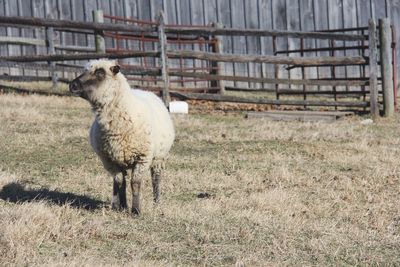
[0,11,396,117]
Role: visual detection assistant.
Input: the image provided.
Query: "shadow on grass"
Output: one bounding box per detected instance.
[0,182,105,210]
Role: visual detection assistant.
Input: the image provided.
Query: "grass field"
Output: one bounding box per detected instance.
[0,90,399,266]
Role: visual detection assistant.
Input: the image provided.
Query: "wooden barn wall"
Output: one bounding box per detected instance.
[0,0,399,89]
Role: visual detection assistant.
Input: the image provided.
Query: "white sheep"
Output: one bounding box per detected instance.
[69,60,175,215]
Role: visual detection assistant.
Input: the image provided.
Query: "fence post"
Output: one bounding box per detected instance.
[93,10,105,53]
[46,27,57,88]
[379,18,394,117]
[369,18,379,118]
[210,23,225,94]
[157,11,170,107]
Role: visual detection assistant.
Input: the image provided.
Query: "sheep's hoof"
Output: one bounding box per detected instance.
[111,202,127,211]
[131,208,141,216]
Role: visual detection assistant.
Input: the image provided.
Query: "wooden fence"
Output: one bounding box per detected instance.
[0,12,395,117]
[0,0,399,86]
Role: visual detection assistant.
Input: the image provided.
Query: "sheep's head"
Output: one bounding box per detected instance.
[69,60,121,103]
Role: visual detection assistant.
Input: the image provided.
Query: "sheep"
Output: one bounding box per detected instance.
[69,59,175,215]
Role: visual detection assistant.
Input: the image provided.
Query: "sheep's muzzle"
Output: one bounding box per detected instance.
[69,77,84,96]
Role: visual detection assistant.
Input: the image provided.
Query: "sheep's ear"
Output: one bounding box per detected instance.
[110,65,120,75]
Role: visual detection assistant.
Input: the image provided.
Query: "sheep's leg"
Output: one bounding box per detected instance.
[129,164,147,215]
[151,162,163,203]
[111,172,127,210]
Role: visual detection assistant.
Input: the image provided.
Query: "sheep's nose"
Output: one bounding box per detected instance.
[69,79,82,94]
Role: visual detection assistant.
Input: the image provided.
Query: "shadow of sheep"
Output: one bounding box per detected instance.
[0,182,105,210]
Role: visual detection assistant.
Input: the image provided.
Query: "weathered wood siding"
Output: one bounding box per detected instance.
[1,0,399,89]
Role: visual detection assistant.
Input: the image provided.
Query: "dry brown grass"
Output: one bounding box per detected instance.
[0,90,399,266]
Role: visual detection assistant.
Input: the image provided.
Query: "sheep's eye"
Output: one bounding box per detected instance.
[94,68,106,80]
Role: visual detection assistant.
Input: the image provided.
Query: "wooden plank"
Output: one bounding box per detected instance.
[178,0,191,24]
[102,0,110,19]
[151,0,164,20]
[110,0,124,53]
[0,51,160,62]
[166,50,367,65]
[18,0,34,77]
[356,0,371,27]
[112,0,124,18]
[258,0,274,89]
[203,0,218,24]
[163,25,365,41]
[171,92,370,107]
[369,18,379,118]
[72,0,87,47]
[0,16,154,33]
[54,45,96,52]
[164,0,176,24]
[0,74,57,82]
[248,110,355,116]
[57,0,73,80]
[286,0,302,90]
[225,86,375,95]
[246,110,354,122]
[122,0,140,67]
[191,0,204,25]
[45,0,60,19]
[272,0,289,88]
[33,0,47,57]
[50,0,62,80]
[83,0,97,54]
[379,18,394,116]
[0,36,46,46]
[313,0,330,91]
[58,0,73,45]
[230,0,248,88]
[44,0,60,72]
[245,0,261,88]
[178,0,194,87]
[83,0,97,21]
[4,0,20,75]
[371,0,387,19]
[327,0,346,92]
[217,0,234,87]
[343,0,359,91]
[246,112,338,122]
[356,0,371,102]
[0,61,84,72]
[138,0,158,67]
[190,0,206,88]
[299,0,318,91]
[168,71,369,86]
[163,0,178,73]
[386,0,392,18]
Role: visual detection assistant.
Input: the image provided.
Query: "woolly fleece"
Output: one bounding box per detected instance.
[86,60,175,174]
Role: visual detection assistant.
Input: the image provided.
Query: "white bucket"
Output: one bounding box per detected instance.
[169,101,189,114]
